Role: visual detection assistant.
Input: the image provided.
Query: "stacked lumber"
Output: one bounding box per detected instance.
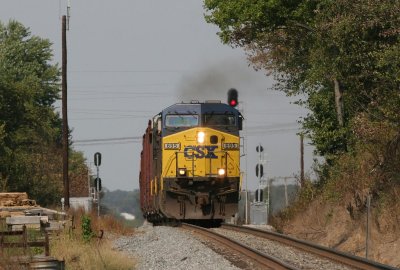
[0,192,36,207]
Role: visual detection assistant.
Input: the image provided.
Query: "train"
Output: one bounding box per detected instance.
[139,89,243,225]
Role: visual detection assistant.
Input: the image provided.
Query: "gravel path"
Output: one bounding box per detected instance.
[113,222,241,270]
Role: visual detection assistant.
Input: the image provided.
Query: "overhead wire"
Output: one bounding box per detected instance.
[73,136,142,146]
[70,69,185,73]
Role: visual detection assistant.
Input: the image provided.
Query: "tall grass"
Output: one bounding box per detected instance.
[51,231,135,270]
[50,208,136,269]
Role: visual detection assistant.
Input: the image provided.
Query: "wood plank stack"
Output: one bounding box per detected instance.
[0,192,36,207]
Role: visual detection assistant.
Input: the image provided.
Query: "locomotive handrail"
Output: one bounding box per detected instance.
[162,153,177,178]
[225,151,241,172]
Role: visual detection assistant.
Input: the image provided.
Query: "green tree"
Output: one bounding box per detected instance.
[0,20,64,205]
[204,0,400,160]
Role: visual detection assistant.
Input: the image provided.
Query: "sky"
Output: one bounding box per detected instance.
[1,1,316,191]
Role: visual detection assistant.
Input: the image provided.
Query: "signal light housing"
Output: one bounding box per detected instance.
[94,177,102,191]
[227,88,238,107]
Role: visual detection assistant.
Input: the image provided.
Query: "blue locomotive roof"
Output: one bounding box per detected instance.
[161,101,240,116]
[159,101,242,135]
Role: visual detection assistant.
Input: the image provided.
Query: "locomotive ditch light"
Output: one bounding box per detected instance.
[218,168,226,177]
[178,168,187,177]
[197,131,205,143]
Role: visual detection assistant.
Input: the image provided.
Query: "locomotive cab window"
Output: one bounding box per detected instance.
[203,113,236,127]
[165,114,199,127]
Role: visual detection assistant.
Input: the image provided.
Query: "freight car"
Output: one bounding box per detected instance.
[139,90,243,224]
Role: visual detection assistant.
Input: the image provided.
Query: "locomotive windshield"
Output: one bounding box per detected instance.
[203,113,236,126]
[165,114,199,127]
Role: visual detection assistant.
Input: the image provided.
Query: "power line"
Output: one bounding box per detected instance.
[70,69,185,73]
[74,136,142,143]
[70,116,149,120]
[74,140,141,146]
[69,91,171,96]
[69,83,170,89]
[71,111,151,117]
[68,96,172,101]
[73,136,142,146]
[246,128,299,136]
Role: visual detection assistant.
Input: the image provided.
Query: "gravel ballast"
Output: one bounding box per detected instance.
[113,222,241,270]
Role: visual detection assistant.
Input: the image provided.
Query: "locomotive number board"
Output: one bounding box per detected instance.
[164,143,181,150]
[222,143,239,150]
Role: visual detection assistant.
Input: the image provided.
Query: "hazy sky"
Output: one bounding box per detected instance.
[1,1,315,191]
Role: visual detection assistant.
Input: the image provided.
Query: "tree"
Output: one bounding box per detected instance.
[204,0,400,159]
[0,20,65,205]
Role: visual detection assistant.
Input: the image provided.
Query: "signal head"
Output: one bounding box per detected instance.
[227,88,238,107]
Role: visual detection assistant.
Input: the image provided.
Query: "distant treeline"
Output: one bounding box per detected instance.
[101,189,144,227]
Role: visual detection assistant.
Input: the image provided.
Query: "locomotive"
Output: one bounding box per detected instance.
[139,89,243,224]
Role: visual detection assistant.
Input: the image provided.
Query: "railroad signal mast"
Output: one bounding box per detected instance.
[94,152,102,217]
[255,144,268,202]
[250,144,269,225]
[228,89,248,224]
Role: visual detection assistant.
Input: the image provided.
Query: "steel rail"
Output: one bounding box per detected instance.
[181,223,299,270]
[221,223,398,270]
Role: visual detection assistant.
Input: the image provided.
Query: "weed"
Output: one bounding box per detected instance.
[81,214,95,242]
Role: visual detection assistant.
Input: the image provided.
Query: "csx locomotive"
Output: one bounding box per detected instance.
[139,89,243,224]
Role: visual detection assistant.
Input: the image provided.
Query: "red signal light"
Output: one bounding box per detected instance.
[227,88,238,107]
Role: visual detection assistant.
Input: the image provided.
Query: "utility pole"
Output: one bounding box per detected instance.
[284,177,288,207]
[300,134,305,187]
[62,15,69,209]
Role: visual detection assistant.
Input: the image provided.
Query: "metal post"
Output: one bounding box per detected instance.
[300,134,305,187]
[257,144,261,202]
[241,101,248,225]
[267,179,270,224]
[284,177,288,207]
[94,152,101,217]
[97,165,100,217]
[87,163,91,197]
[366,195,371,259]
[245,190,248,224]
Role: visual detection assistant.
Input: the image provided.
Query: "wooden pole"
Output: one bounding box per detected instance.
[62,15,70,208]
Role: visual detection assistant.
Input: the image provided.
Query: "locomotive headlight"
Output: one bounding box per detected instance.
[197,131,205,143]
[178,168,187,176]
[218,168,226,176]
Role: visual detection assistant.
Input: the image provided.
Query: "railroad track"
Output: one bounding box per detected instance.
[182,223,397,270]
[181,223,299,270]
[218,223,397,270]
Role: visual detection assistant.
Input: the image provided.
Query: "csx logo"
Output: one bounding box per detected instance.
[184,145,218,159]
